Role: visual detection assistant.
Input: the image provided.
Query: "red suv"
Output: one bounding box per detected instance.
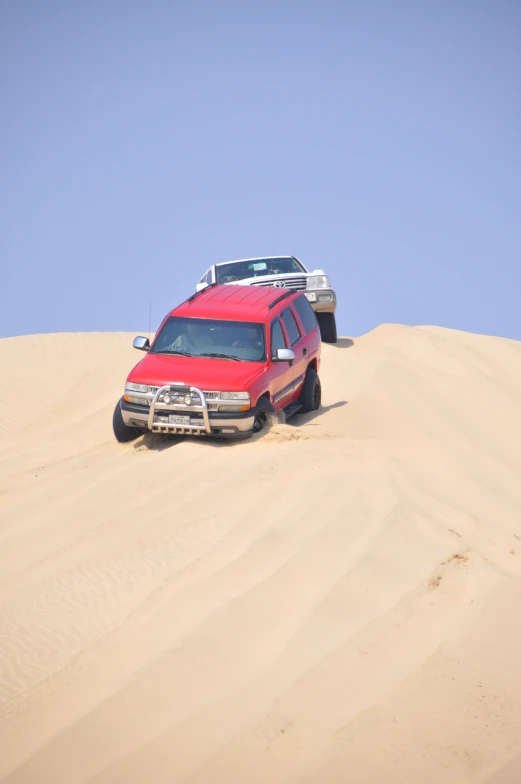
[113,283,322,442]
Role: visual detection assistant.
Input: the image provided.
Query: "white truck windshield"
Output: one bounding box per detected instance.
[215,257,305,283]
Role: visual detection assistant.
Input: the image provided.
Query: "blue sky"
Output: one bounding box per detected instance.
[2,1,520,340]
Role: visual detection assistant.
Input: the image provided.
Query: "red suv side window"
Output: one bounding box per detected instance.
[293,294,318,333]
[270,319,286,359]
[281,307,301,346]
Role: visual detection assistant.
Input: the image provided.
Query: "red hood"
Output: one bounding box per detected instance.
[128,353,264,391]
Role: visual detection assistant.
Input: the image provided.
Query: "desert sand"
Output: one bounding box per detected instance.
[1,324,521,783]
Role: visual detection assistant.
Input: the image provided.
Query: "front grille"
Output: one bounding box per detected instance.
[167,385,191,395]
[250,276,307,291]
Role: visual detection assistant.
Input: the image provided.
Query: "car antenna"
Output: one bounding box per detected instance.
[272,216,279,258]
[148,299,152,343]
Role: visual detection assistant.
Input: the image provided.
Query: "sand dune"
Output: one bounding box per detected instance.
[1,324,521,783]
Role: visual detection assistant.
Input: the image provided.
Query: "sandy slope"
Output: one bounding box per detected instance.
[1,325,521,784]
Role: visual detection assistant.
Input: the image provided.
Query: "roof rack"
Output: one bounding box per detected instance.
[184,282,219,304]
[267,289,295,310]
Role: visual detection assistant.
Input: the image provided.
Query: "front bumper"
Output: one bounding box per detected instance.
[121,385,255,438]
[304,288,336,313]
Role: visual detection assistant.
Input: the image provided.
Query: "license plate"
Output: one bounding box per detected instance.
[305,292,316,302]
[168,414,190,425]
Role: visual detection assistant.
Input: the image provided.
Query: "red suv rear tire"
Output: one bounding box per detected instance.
[299,368,321,413]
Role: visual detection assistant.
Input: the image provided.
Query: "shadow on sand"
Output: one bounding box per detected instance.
[331,338,354,348]
[291,399,348,426]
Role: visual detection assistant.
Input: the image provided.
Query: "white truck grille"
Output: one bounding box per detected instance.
[250,276,307,291]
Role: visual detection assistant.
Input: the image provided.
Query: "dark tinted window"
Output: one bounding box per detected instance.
[152,317,265,362]
[293,294,318,334]
[215,257,305,283]
[270,319,286,359]
[281,308,301,346]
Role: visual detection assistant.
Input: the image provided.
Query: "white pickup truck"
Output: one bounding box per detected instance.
[195,256,337,343]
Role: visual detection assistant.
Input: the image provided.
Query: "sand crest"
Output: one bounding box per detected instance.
[1,324,520,783]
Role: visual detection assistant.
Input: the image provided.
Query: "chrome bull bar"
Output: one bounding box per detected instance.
[147,384,212,435]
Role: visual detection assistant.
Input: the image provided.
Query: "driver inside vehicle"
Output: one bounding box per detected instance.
[232,326,262,350]
[171,321,214,351]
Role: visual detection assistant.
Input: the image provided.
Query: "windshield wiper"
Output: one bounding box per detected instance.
[154,349,194,357]
[198,352,242,362]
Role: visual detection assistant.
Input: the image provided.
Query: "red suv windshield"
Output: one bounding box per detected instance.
[151,317,266,362]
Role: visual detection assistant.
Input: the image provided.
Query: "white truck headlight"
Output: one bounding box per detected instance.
[307,275,331,290]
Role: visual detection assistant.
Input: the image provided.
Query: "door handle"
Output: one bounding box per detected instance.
[303,347,308,356]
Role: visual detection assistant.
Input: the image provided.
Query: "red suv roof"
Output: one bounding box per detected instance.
[172,284,297,321]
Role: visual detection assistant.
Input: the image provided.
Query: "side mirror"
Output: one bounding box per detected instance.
[311,269,325,274]
[275,348,295,362]
[195,282,207,292]
[133,336,150,351]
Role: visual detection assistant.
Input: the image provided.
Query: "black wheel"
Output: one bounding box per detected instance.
[317,312,337,343]
[253,396,276,433]
[298,367,321,414]
[112,399,141,443]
